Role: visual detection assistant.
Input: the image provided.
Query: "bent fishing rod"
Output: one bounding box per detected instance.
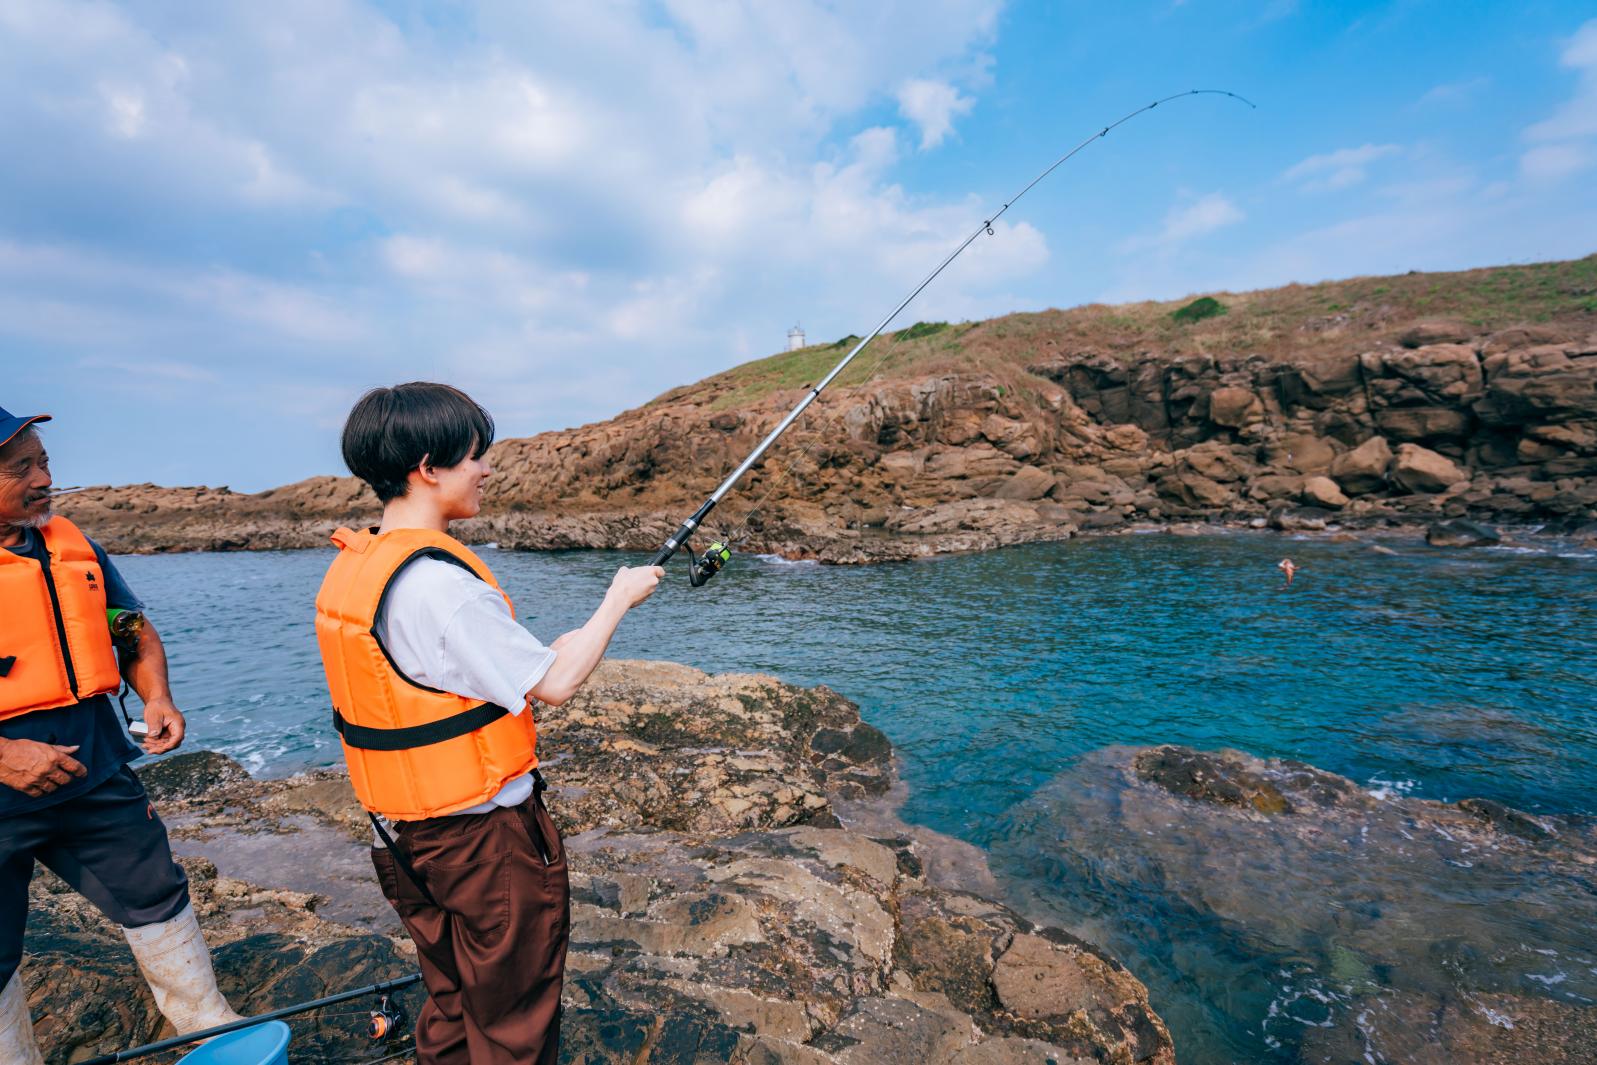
[649,88,1254,586]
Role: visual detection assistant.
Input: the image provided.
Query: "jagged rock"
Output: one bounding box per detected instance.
[1103,424,1148,451]
[1476,345,1597,426]
[1482,325,1567,355]
[1369,344,1485,405]
[1156,471,1233,509]
[1426,519,1501,547]
[1179,441,1252,483]
[1391,443,1468,493]
[1301,475,1348,509]
[1397,319,1473,348]
[993,465,1056,501]
[139,750,251,801]
[1456,797,1552,841]
[1246,473,1306,503]
[1133,746,1300,815]
[1374,406,1473,442]
[1263,433,1337,475]
[1329,435,1393,495]
[1206,387,1263,429]
[1283,351,1363,403]
[1269,505,1334,532]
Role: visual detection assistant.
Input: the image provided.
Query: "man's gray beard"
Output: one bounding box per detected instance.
[5,508,53,530]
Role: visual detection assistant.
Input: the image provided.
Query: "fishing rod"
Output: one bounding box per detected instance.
[648,88,1255,586]
[77,972,422,1064]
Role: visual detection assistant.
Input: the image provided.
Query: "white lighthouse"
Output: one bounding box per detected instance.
[787,324,806,351]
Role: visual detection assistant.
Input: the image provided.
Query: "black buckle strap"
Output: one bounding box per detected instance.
[369,813,438,908]
[333,701,510,751]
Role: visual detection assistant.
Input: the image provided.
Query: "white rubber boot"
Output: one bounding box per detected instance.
[0,970,44,1065]
[122,903,244,1034]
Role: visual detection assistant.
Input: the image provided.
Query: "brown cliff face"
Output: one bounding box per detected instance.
[59,256,1597,559]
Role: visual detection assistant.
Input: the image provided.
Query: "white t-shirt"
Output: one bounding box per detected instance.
[373,555,557,817]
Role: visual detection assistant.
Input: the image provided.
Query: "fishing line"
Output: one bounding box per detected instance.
[711,321,924,553]
[649,88,1256,584]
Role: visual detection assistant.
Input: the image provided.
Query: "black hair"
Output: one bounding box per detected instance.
[341,382,495,502]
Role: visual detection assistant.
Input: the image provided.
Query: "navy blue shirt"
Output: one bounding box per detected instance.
[0,527,144,815]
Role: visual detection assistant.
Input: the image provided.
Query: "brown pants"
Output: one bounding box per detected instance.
[372,789,570,1065]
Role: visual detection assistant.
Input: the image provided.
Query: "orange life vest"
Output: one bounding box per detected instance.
[314,527,539,820]
[0,516,123,719]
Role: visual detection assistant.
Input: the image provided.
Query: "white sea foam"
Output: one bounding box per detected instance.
[1477,1004,1517,1029]
[753,553,819,566]
[1366,776,1417,801]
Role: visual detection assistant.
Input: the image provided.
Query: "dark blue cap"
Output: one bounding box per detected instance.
[0,405,51,451]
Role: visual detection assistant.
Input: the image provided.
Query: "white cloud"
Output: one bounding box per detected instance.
[1520,142,1593,181]
[1520,18,1597,181]
[1149,192,1245,247]
[0,0,1026,489]
[1161,194,1244,242]
[1283,143,1402,191]
[896,78,976,149]
[1415,76,1490,107]
[1110,192,1244,269]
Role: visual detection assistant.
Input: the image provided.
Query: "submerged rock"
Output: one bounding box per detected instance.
[993,745,1597,1065]
[1426,518,1502,547]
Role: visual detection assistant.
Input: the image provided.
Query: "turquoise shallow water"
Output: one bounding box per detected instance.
[113,532,1597,1062]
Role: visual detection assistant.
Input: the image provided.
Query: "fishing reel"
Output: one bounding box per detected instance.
[688,540,732,587]
[368,993,407,1041]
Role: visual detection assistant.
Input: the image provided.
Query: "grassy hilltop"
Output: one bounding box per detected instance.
[664,253,1597,411]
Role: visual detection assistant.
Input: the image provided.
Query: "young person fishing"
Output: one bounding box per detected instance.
[315,382,660,1065]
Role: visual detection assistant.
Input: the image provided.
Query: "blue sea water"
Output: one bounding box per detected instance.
[113,532,1597,1062]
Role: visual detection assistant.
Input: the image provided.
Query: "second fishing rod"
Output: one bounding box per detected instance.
[649,88,1255,586]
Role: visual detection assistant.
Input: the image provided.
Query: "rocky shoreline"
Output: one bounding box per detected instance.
[55,302,1597,562]
[24,662,1174,1064]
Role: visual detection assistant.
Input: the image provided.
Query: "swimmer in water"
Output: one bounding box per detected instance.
[1278,558,1297,587]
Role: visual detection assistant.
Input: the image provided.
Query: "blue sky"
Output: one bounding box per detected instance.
[2,1,1594,491]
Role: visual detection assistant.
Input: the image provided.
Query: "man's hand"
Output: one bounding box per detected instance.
[0,739,87,797]
[140,697,186,755]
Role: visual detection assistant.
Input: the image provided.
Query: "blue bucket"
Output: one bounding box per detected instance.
[174,1021,291,1065]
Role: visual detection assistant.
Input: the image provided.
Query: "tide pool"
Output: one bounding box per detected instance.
[112,531,1597,1063]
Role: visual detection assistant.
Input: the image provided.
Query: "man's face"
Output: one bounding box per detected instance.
[0,431,53,527]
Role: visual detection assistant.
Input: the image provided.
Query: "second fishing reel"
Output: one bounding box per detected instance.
[368,993,407,1042]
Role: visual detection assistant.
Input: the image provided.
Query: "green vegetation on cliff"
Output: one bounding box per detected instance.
[658,254,1597,413]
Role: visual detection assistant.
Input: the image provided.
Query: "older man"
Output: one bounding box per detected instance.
[0,406,241,1063]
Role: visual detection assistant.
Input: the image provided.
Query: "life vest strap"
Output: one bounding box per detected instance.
[333,701,510,751]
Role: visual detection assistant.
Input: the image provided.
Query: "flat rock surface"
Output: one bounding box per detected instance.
[24,662,1172,1065]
